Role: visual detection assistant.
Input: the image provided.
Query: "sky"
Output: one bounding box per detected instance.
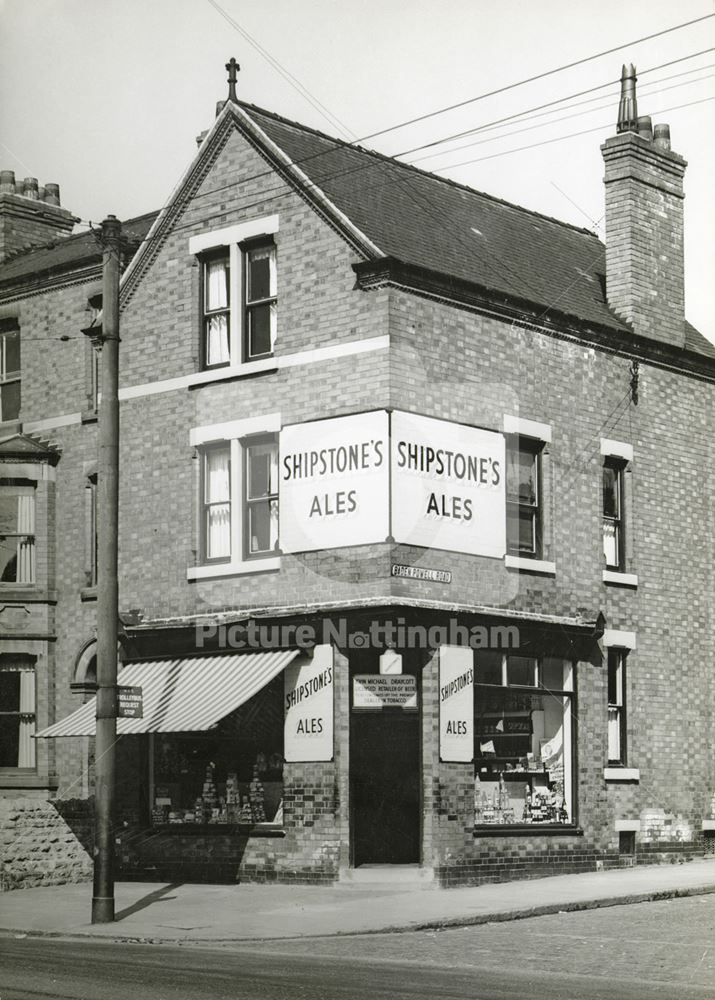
[1,0,714,342]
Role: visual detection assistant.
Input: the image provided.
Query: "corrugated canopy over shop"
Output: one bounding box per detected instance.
[35,650,300,738]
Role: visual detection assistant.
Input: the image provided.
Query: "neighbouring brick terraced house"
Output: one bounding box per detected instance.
[0,64,713,889]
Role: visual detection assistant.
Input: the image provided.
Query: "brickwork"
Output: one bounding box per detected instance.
[601,133,686,347]
[0,193,75,263]
[0,106,712,888]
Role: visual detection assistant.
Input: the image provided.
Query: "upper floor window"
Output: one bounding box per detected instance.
[506,438,542,558]
[85,474,98,588]
[0,658,36,769]
[200,435,279,565]
[0,483,35,584]
[607,649,627,765]
[202,252,231,369]
[243,240,277,361]
[192,218,280,372]
[245,437,279,556]
[0,327,20,422]
[603,459,625,570]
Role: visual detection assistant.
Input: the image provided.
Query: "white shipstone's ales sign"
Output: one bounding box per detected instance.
[391,411,506,558]
[353,674,418,710]
[284,645,334,761]
[439,646,474,762]
[279,411,389,553]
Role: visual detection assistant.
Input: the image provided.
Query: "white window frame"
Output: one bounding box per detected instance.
[503,415,554,574]
[189,216,279,373]
[189,413,281,579]
[0,326,21,423]
[0,657,36,770]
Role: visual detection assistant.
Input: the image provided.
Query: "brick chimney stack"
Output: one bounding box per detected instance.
[601,65,687,348]
[0,170,76,263]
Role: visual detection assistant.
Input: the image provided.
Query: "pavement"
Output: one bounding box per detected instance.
[1,859,715,944]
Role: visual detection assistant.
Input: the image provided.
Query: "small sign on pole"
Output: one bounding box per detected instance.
[117,686,143,719]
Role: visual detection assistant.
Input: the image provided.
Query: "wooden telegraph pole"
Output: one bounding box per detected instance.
[90,215,121,923]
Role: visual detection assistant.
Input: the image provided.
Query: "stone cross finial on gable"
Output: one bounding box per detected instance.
[226,58,240,103]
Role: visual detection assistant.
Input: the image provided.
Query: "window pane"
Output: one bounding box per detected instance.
[205,315,230,367]
[507,506,535,554]
[0,380,20,421]
[247,443,277,500]
[204,258,229,311]
[507,656,537,686]
[474,686,572,825]
[1,330,20,377]
[206,503,231,559]
[603,520,618,567]
[602,465,619,518]
[541,658,566,690]
[0,670,21,711]
[0,718,20,767]
[607,706,621,761]
[248,498,278,554]
[247,303,273,358]
[607,650,621,705]
[204,449,230,503]
[475,650,502,685]
[247,248,273,302]
[507,446,537,504]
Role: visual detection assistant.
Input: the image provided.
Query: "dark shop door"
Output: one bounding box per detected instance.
[351,711,420,866]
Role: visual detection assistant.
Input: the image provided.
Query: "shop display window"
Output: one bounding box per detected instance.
[150,675,284,826]
[474,655,574,827]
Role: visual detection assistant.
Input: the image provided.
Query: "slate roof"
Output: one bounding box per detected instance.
[0,211,157,289]
[239,102,715,360]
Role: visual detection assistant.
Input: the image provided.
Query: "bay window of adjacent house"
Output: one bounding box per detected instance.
[0,483,35,584]
[0,327,21,422]
[607,649,627,765]
[243,240,277,361]
[474,652,574,827]
[603,459,625,569]
[0,658,36,769]
[506,438,541,557]
[202,251,231,369]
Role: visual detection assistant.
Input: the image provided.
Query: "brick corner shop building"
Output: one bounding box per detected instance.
[1,63,713,888]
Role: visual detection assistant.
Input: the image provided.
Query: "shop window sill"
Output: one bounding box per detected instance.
[474,824,583,837]
[147,823,285,837]
[505,555,556,576]
[604,767,640,782]
[187,557,280,581]
[603,570,638,587]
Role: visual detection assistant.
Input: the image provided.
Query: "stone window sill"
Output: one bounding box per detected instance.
[505,555,556,576]
[80,586,97,602]
[187,360,279,389]
[603,570,638,587]
[0,772,59,789]
[604,767,640,782]
[701,819,715,832]
[474,825,583,837]
[187,557,280,581]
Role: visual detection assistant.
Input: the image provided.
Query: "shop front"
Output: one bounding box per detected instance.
[37,610,600,885]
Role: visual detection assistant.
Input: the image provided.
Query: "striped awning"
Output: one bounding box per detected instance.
[35,649,301,738]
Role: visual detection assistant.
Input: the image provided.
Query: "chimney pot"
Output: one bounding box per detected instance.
[0,170,16,194]
[617,63,638,133]
[22,177,39,199]
[637,116,653,142]
[44,182,61,206]
[653,124,671,151]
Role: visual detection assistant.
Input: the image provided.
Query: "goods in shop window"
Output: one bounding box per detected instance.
[249,762,267,823]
